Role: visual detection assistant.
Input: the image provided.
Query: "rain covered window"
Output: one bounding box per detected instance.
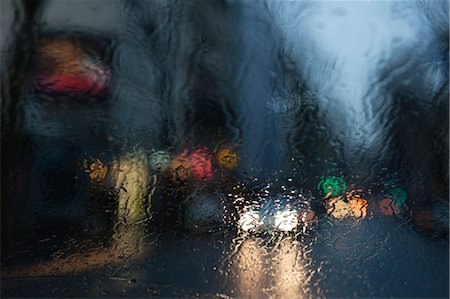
[1,0,449,298]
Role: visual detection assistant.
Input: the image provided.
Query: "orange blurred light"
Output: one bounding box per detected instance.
[215,145,238,169]
[326,196,350,219]
[84,158,108,182]
[170,151,190,181]
[38,39,86,75]
[325,190,368,219]
[347,190,368,218]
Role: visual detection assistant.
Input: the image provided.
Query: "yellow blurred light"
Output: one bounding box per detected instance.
[215,146,238,170]
[113,151,152,223]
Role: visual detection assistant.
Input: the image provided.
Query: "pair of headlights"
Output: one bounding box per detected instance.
[238,209,301,233]
[179,189,314,234]
[235,191,315,234]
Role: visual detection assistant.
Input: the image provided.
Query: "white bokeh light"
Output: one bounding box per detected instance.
[274,210,299,232]
[238,210,261,232]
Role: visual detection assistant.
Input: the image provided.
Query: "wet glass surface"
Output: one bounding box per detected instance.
[1,0,449,298]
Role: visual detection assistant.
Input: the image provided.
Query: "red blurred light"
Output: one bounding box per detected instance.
[33,38,110,97]
[189,146,213,181]
[35,71,108,97]
[170,146,213,182]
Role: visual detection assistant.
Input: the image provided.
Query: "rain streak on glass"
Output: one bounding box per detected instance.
[1,0,448,298]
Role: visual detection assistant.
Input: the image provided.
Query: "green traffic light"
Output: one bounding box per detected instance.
[317,175,346,197]
[388,187,407,207]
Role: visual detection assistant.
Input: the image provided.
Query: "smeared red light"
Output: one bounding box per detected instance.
[189,146,213,181]
[33,38,110,97]
[170,146,213,182]
[35,71,108,96]
[379,198,400,216]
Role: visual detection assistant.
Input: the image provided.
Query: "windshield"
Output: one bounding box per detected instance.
[1,0,448,298]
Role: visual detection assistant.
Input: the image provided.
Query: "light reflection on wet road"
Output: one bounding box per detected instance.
[2,214,448,298]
